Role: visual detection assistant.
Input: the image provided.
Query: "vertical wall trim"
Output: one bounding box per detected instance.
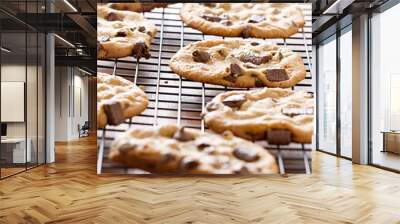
[367,12,373,165]
[46,32,55,163]
[352,14,369,164]
[313,45,318,150]
[36,29,39,167]
[72,68,75,117]
[25,11,28,170]
[0,25,2,179]
[336,28,341,157]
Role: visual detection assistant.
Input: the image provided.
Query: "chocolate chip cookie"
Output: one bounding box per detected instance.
[97,5,158,60]
[203,88,314,144]
[181,3,305,38]
[170,39,306,88]
[109,124,278,174]
[105,3,168,12]
[97,73,148,129]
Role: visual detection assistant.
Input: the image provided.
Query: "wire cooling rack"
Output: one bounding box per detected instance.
[97,3,313,175]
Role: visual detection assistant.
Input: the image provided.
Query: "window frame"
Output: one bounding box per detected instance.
[315,23,353,160]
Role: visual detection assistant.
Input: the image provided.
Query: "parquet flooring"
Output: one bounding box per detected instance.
[0,136,399,224]
[1,167,25,177]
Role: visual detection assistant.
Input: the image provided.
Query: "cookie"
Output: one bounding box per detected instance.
[97,72,148,129]
[97,5,158,60]
[105,3,168,12]
[170,39,306,88]
[203,88,314,144]
[109,124,278,174]
[180,3,305,38]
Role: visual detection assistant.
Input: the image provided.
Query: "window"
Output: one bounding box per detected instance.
[317,35,337,154]
[0,1,46,179]
[339,27,352,158]
[370,2,400,171]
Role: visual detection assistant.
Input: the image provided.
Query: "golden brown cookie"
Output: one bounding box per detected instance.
[170,39,306,88]
[97,72,148,129]
[105,3,168,12]
[181,3,305,38]
[97,5,158,60]
[109,124,278,174]
[203,88,314,143]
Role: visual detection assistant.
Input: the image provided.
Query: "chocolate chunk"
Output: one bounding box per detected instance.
[202,3,216,7]
[234,166,250,174]
[223,64,242,83]
[161,153,176,164]
[250,42,259,46]
[206,102,219,112]
[196,142,210,150]
[221,20,232,26]
[230,63,241,75]
[132,41,150,59]
[222,94,247,108]
[173,127,195,142]
[273,52,283,61]
[192,50,210,63]
[216,49,228,58]
[138,26,146,32]
[242,26,252,38]
[146,31,153,36]
[103,101,124,125]
[248,15,266,23]
[99,35,110,42]
[105,12,122,21]
[254,77,264,87]
[239,55,271,65]
[116,31,127,37]
[201,14,227,22]
[266,130,292,145]
[129,27,136,32]
[180,157,200,171]
[233,147,260,162]
[282,108,314,117]
[264,69,289,82]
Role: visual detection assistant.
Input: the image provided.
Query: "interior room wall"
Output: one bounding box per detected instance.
[54,66,69,141]
[0,64,39,139]
[71,72,89,138]
[55,66,89,141]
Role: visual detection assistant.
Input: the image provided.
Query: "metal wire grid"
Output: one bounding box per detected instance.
[97,3,313,175]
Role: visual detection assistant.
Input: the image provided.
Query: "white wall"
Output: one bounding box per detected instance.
[1,65,38,138]
[1,63,46,163]
[54,66,89,141]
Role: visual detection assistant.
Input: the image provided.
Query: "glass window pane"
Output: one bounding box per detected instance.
[340,28,352,158]
[371,3,400,171]
[1,31,27,177]
[317,36,337,154]
[27,31,38,168]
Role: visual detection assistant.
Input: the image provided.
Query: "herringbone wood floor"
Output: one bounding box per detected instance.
[0,136,399,224]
